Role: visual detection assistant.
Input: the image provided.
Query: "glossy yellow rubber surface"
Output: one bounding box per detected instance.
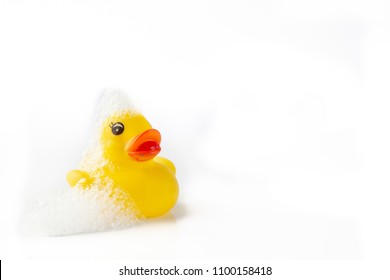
[66,111,179,218]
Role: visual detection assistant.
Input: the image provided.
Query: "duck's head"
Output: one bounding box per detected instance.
[100,111,161,165]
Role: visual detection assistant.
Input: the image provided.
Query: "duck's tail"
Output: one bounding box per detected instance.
[66,170,92,188]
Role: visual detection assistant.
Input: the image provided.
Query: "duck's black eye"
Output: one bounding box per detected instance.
[111,122,124,135]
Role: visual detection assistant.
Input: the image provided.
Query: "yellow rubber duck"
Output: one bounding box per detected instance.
[66,110,179,218]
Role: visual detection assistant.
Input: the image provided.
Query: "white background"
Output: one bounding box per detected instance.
[1,0,390,262]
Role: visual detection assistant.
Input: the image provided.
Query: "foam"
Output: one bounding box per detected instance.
[21,89,140,236]
[80,89,138,173]
[21,184,138,236]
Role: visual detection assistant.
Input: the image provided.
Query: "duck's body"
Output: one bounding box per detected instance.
[101,158,178,217]
[67,110,179,218]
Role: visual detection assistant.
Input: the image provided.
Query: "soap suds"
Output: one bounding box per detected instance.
[21,89,140,236]
[21,184,138,236]
[80,89,138,173]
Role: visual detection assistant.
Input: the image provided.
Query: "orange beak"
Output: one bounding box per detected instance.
[127,129,161,161]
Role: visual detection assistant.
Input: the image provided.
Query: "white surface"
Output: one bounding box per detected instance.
[1,0,390,259]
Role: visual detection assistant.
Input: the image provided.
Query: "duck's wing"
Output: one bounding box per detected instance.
[154,157,176,175]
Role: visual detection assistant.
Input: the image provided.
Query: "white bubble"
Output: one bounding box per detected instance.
[21,89,140,236]
[21,185,139,236]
